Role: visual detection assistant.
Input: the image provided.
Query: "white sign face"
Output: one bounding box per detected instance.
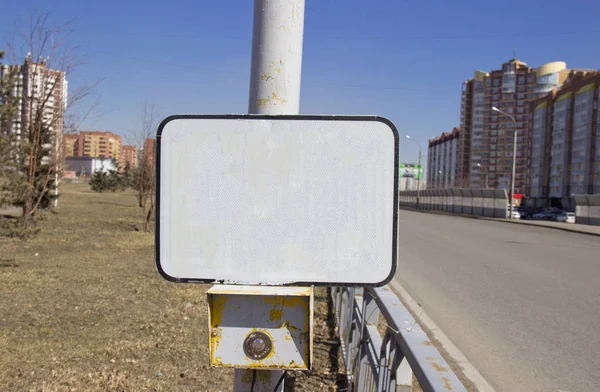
[156,115,398,286]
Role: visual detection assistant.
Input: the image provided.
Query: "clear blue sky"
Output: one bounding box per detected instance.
[2,0,599,163]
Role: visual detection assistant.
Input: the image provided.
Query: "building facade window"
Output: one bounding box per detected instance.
[549,96,571,197]
[570,87,594,195]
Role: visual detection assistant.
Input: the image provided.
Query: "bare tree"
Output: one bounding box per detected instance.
[133,102,158,232]
[0,51,27,208]
[1,13,100,219]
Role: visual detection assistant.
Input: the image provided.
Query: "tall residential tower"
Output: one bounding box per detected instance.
[1,55,68,146]
[528,71,600,208]
[427,128,461,189]
[459,59,569,193]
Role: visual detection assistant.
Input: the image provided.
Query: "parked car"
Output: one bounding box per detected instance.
[516,207,533,220]
[555,212,576,224]
[531,208,563,221]
[532,211,549,220]
[545,210,565,221]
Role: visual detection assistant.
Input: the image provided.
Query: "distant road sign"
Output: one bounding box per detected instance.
[399,163,424,179]
[156,115,398,286]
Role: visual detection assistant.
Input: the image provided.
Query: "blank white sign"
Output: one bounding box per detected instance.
[156,115,398,286]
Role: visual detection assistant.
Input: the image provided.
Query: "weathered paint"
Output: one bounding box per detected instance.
[234,368,284,391]
[207,286,313,370]
[442,376,455,391]
[248,0,305,114]
[425,355,451,374]
[208,295,228,360]
[431,362,449,373]
[241,369,272,384]
[209,296,228,326]
[269,308,283,322]
[257,98,270,108]
[264,296,307,309]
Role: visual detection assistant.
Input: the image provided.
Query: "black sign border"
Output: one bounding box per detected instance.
[155,115,399,287]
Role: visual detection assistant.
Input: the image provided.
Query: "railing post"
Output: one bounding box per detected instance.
[338,289,347,335]
[355,288,380,391]
[377,333,392,392]
[345,288,360,382]
[376,355,389,392]
[378,331,413,392]
[335,287,342,316]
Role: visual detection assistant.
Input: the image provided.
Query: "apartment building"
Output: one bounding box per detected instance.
[66,131,123,161]
[459,59,570,194]
[427,128,460,189]
[64,134,78,157]
[141,138,156,168]
[528,93,554,202]
[528,71,600,207]
[0,56,68,161]
[120,145,138,168]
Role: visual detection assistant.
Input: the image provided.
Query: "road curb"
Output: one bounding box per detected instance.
[400,207,600,237]
[388,279,497,392]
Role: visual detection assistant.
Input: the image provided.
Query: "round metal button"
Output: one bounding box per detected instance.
[243,331,273,360]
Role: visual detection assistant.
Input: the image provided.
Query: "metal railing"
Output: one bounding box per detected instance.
[332,286,467,392]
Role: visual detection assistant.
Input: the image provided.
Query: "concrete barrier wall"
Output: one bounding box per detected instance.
[574,194,600,226]
[399,188,509,219]
[442,190,451,212]
[451,189,461,214]
[574,195,589,225]
[460,189,473,215]
[472,189,484,216]
[590,195,600,226]
[436,190,444,211]
[590,208,600,225]
[493,190,509,218]
[482,189,495,217]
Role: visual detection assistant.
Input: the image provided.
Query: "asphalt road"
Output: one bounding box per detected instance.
[394,210,600,392]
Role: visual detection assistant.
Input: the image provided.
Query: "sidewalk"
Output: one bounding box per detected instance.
[400,207,600,237]
[494,216,600,236]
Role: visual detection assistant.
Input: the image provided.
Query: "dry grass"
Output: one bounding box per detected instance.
[0,184,344,391]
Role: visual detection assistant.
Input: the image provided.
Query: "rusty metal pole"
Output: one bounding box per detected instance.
[234,0,306,391]
[248,0,305,115]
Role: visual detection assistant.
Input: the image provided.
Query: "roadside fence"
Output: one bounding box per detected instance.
[332,286,468,392]
[399,188,509,218]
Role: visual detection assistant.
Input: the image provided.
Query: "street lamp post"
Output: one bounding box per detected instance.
[405,135,422,207]
[492,106,517,220]
[477,163,489,189]
[438,170,444,189]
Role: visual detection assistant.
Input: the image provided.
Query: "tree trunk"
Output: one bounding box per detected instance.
[144,199,154,232]
[23,188,33,217]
